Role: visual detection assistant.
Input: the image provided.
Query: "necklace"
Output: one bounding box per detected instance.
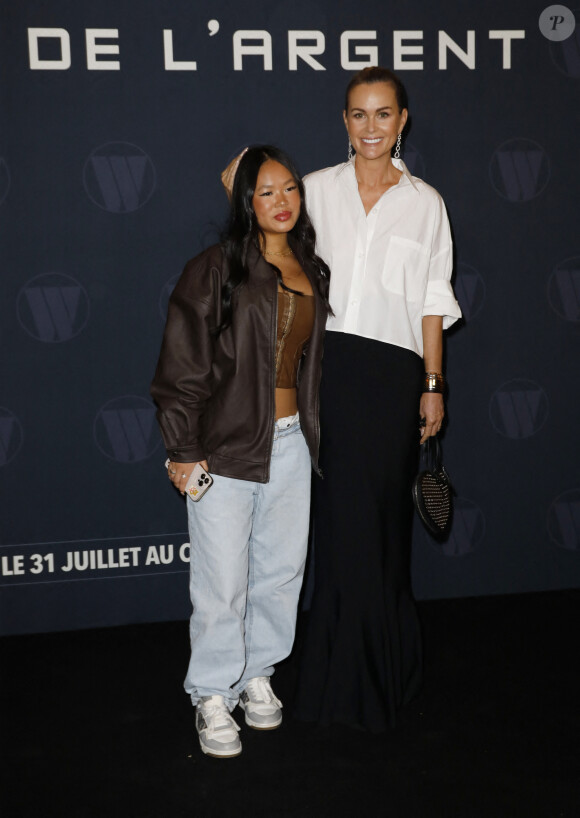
[264,248,294,257]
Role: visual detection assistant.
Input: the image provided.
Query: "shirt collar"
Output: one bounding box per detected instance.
[392,157,420,192]
[337,156,420,193]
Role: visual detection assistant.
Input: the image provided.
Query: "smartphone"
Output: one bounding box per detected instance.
[164,459,214,501]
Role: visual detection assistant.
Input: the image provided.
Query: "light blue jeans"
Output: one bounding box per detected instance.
[184,414,311,711]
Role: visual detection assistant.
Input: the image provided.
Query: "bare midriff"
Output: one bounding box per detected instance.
[275,387,298,420]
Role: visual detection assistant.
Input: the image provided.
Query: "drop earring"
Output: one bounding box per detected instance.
[393,133,402,160]
[348,137,353,161]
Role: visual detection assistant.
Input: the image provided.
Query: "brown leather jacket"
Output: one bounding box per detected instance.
[150,244,326,482]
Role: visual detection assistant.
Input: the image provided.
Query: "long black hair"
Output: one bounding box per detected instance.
[217,145,332,334]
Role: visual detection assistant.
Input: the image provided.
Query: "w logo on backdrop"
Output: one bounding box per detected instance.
[0,408,24,466]
[427,497,486,557]
[17,273,89,342]
[94,396,161,462]
[489,379,549,439]
[548,256,580,321]
[489,139,550,202]
[83,142,156,213]
[548,489,580,551]
[454,263,486,321]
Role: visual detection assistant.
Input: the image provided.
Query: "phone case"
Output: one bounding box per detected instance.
[164,459,213,501]
[184,463,213,501]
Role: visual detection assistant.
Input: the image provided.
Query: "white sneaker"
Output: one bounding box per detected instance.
[238,677,283,730]
[195,695,242,758]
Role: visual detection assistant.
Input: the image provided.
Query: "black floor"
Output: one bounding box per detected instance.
[2,590,579,817]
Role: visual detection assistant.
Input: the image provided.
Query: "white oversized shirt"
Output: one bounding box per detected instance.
[304,158,462,358]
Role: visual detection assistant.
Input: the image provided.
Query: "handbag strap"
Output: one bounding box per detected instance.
[422,434,443,472]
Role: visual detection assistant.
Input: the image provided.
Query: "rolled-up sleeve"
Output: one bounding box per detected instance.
[422,195,462,330]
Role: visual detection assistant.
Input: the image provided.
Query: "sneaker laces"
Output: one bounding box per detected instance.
[245,677,282,708]
[199,696,240,739]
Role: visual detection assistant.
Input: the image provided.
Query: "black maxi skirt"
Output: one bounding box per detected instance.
[295,331,424,732]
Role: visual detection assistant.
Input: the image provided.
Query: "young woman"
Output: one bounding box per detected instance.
[294,68,462,731]
[151,146,331,757]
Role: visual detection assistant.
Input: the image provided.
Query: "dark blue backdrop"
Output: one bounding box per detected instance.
[2,0,579,634]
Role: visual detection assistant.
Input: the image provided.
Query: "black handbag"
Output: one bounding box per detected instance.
[412,435,453,538]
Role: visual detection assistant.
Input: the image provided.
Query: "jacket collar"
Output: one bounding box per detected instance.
[246,242,277,288]
[245,240,324,308]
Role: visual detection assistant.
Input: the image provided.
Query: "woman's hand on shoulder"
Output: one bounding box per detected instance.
[166,460,209,495]
[419,393,444,444]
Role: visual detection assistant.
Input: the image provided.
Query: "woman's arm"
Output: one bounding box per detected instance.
[419,315,444,444]
[418,191,461,444]
[151,252,222,470]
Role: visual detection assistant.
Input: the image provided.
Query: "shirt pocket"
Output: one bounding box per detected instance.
[381,236,430,303]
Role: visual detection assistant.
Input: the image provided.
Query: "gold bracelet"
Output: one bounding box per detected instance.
[423,372,445,393]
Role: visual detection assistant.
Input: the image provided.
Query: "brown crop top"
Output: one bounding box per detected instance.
[275,291,315,388]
